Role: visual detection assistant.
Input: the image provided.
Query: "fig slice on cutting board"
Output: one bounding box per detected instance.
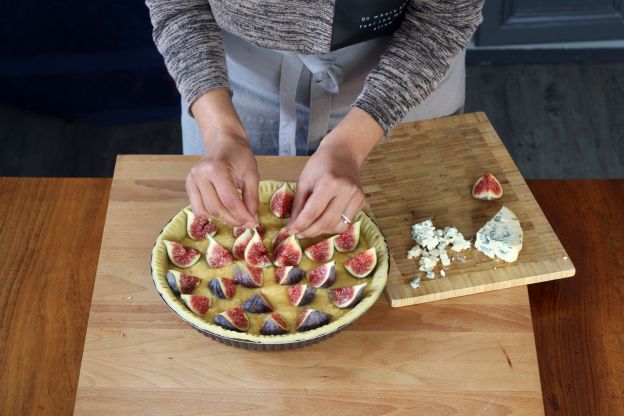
[304,237,336,262]
[296,308,330,332]
[213,307,250,332]
[185,208,218,240]
[244,229,272,268]
[163,240,201,268]
[181,294,210,315]
[472,173,503,200]
[344,248,377,278]
[287,284,317,306]
[205,235,234,268]
[334,220,361,252]
[233,262,264,288]
[328,283,367,308]
[274,266,304,285]
[260,313,289,335]
[270,182,295,218]
[307,261,336,288]
[273,235,302,267]
[166,270,200,295]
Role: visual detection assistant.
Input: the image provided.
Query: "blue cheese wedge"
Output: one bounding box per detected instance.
[475,206,523,262]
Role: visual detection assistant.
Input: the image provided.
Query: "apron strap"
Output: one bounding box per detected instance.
[278,54,304,156]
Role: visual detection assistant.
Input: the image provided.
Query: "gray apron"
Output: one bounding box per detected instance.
[182,30,465,156]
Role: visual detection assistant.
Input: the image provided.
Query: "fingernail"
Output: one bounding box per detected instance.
[245,221,256,228]
[296,233,304,239]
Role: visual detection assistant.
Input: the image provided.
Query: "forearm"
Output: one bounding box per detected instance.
[318,107,384,167]
[191,89,247,147]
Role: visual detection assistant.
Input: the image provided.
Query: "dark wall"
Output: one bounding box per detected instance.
[0,1,180,123]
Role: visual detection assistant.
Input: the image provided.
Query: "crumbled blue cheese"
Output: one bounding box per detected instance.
[409,277,421,288]
[475,206,523,262]
[407,219,472,280]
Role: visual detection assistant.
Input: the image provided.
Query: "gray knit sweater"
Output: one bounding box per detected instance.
[146,0,483,133]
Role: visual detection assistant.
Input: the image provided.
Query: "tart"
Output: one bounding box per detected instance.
[151,180,388,349]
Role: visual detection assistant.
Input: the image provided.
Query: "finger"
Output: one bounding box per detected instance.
[297,194,348,238]
[195,178,239,225]
[241,171,260,224]
[211,173,255,226]
[186,174,209,218]
[288,187,335,236]
[289,180,311,225]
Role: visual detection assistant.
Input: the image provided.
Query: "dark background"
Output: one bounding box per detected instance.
[1,0,623,178]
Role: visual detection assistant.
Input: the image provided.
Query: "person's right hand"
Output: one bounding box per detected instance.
[186,89,260,227]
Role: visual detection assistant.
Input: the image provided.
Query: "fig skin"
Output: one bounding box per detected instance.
[260,313,289,335]
[163,240,201,268]
[214,307,250,332]
[181,294,210,315]
[304,237,335,262]
[242,292,273,313]
[287,284,317,306]
[274,266,305,285]
[296,308,331,332]
[209,277,237,299]
[344,248,377,278]
[166,270,200,295]
[233,262,264,288]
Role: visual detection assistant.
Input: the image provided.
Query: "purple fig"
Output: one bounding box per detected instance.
[244,229,272,268]
[232,228,253,260]
[273,235,302,267]
[166,270,200,295]
[270,183,295,218]
[344,248,377,278]
[163,240,201,268]
[242,291,273,313]
[296,308,330,332]
[334,220,361,252]
[233,262,263,288]
[213,307,249,332]
[287,284,316,306]
[205,235,233,268]
[328,283,367,308]
[185,208,218,240]
[274,266,304,285]
[260,313,289,335]
[209,277,237,299]
[181,294,210,315]
[304,237,335,262]
[307,261,336,288]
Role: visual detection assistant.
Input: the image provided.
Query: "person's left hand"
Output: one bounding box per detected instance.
[286,142,366,238]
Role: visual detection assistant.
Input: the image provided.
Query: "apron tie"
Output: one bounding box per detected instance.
[278,54,343,155]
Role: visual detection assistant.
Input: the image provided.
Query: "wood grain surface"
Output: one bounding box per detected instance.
[0,178,110,416]
[360,112,575,307]
[527,180,624,416]
[73,149,544,415]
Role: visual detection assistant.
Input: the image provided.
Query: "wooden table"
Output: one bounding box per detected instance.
[1,176,622,415]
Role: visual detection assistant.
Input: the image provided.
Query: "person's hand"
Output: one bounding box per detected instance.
[186,89,259,227]
[287,108,385,238]
[287,142,366,238]
[186,133,259,227]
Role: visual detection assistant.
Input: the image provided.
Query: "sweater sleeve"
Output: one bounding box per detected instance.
[145,0,229,110]
[354,0,484,133]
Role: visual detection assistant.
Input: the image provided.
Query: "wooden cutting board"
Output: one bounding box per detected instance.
[360,112,575,307]
[74,133,545,414]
